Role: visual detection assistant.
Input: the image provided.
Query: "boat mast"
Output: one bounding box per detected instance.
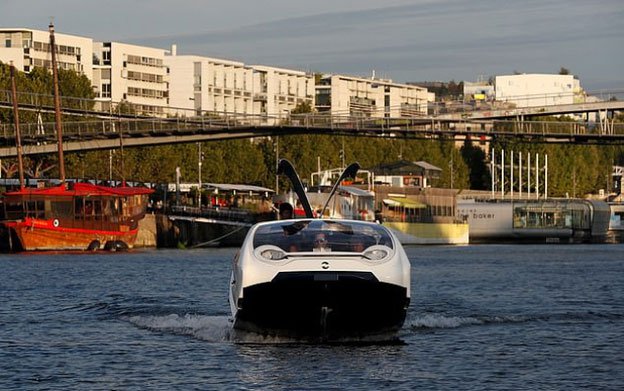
[49,22,66,184]
[9,62,25,190]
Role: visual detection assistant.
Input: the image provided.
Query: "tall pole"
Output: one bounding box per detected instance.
[10,62,25,190]
[545,154,548,199]
[511,150,514,199]
[198,143,202,207]
[450,150,454,189]
[518,152,522,199]
[536,153,539,199]
[501,149,504,198]
[491,148,495,198]
[527,152,531,199]
[119,122,125,184]
[49,22,66,184]
[341,137,345,169]
[275,136,279,192]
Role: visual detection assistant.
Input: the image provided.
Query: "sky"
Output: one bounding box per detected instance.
[2,0,623,91]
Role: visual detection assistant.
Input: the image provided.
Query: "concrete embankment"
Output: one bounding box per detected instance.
[138,213,252,248]
[135,213,186,248]
[135,213,157,248]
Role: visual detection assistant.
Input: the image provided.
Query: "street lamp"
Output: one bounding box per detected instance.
[198,143,204,208]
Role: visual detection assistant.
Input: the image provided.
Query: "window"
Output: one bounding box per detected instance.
[102,83,111,98]
[5,39,11,48]
[102,50,111,65]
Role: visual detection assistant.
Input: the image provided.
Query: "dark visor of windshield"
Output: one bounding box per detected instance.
[253,220,393,252]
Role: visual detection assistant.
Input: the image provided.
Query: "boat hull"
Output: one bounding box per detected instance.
[233,271,409,341]
[6,221,138,251]
[384,222,469,245]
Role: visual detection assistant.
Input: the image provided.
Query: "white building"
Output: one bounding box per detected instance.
[495,74,584,107]
[165,47,254,117]
[249,65,315,117]
[92,41,168,114]
[0,27,93,80]
[315,74,431,118]
[165,47,314,121]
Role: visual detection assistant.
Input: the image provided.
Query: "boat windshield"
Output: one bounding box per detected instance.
[253,219,394,253]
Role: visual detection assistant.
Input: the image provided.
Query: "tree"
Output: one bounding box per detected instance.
[460,139,490,190]
[291,101,313,114]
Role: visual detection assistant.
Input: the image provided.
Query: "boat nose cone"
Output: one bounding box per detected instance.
[321,261,330,270]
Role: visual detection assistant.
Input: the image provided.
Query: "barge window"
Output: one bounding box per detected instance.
[50,201,73,219]
[25,201,45,219]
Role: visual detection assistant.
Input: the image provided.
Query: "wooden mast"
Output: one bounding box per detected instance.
[49,22,66,184]
[9,62,25,190]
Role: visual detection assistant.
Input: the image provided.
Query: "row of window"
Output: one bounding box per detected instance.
[32,41,82,56]
[127,70,164,83]
[130,104,165,115]
[127,54,164,68]
[127,87,168,99]
[208,87,252,97]
[31,58,82,73]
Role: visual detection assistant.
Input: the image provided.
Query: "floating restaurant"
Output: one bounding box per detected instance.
[457,198,611,243]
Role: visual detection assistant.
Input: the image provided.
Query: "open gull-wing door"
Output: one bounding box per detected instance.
[277,159,314,218]
[319,162,360,218]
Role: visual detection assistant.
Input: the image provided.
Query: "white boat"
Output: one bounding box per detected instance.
[228,160,410,341]
[229,218,410,341]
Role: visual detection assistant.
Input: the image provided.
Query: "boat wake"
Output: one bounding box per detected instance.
[124,314,233,342]
[407,310,624,331]
[123,313,403,345]
[408,313,530,330]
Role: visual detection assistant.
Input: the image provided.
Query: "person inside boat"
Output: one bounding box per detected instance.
[313,232,329,252]
[351,240,366,253]
[279,202,294,220]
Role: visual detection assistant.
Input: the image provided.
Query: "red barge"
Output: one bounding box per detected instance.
[1,182,153,251]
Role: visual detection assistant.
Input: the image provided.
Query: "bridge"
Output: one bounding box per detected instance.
[436,100,624,121]
[0,89,623,158]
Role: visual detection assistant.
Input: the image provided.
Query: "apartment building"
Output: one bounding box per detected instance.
[92,41,168,114]
[165,47,314,120]
[0,27,93,80]
[315,74,430,118]
[250,65,315,118]
[495,74,584,107]
[165,47,253,117]
[3,27,432,122]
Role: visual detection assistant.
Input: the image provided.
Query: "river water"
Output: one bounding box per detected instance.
[1,245,623,390]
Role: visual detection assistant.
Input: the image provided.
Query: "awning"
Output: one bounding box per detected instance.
[383,197,427,209]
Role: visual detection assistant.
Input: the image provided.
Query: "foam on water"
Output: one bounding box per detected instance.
[124,313,402,344]
[408,313,534,330]
[124,314,233,342]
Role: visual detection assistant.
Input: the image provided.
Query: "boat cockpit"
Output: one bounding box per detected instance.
[252,219,394,258]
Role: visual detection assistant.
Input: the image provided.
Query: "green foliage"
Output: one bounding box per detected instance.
[490,138,623,197]
[426,80,464,100]
[1,62,98,179]
[291,101,314,114]
[461,139,490,189]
